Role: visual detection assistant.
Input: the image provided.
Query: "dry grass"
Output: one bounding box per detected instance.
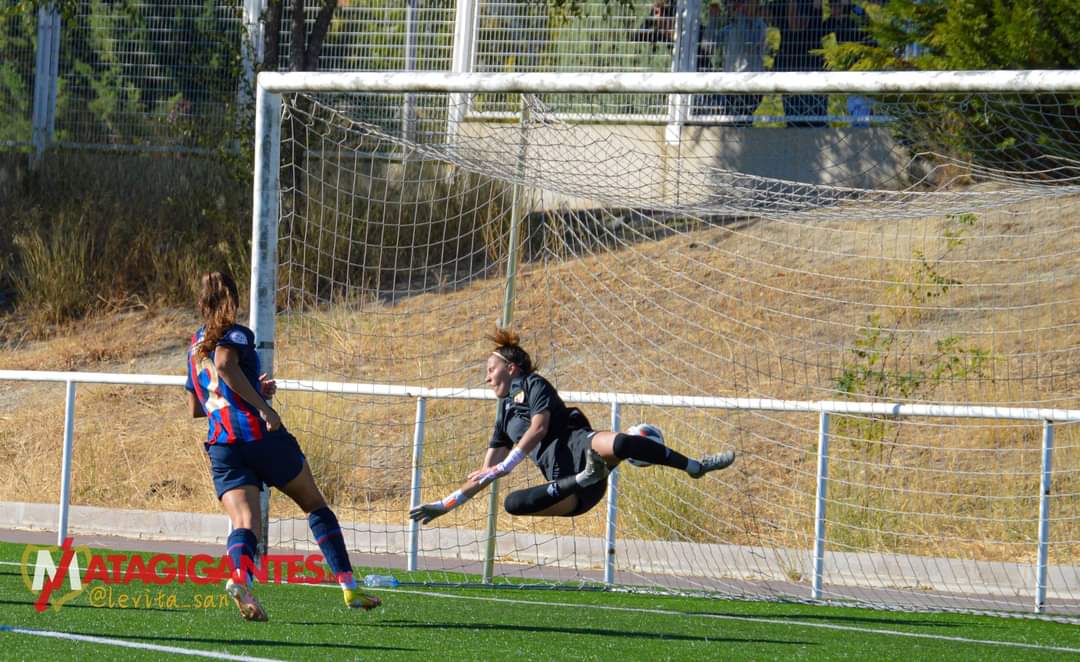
[0,307,220,515]
[3,191,1080,566]
[0,151,251,334]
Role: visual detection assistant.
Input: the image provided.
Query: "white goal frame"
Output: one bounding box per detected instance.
[250,70,1080,614]
[251,68,1080,382]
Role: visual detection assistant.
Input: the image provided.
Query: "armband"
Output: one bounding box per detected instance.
[495,447,527,476]
[441,489,469,510]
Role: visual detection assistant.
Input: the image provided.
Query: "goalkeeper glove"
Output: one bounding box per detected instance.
[409,489,469,524]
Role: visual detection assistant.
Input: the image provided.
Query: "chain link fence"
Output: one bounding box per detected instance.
[1,0,881,160]
[1,9,39,150]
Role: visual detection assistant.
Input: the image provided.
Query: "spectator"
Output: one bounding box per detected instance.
[697,1,725,72]
[775,0,829,127]
[713,0,768,124]
[633,0,676,47]
[827,0,875,126]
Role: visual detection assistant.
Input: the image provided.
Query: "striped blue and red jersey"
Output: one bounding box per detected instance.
[185,324,267,444]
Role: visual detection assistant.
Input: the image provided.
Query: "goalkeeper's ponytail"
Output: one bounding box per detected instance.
[196,271,240,360]
[489,327,534,374]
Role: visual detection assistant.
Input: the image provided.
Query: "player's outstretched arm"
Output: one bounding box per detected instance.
[409,412,549,525]
[409,447,510,525]
[408,470,489,525]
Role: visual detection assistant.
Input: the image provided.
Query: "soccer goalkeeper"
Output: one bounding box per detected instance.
[410,328,735,524]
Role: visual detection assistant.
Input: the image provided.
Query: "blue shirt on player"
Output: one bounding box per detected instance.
[185,324,267,444]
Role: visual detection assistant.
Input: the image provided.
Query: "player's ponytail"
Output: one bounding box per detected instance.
[488,327,534,374]
[196,271,240,360]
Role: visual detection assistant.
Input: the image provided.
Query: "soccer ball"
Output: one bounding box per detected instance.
[625,423,665,467]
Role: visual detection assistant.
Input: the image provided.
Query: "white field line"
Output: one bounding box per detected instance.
[0,625,286,661]
[0,560,285,661]
[355,585,1080,656]
[4,558,1076,656]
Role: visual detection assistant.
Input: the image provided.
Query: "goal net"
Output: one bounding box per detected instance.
[253,71,1080,618]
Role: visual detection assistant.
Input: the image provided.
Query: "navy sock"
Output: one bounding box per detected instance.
[308,507,354,585]
[226,528,258,585]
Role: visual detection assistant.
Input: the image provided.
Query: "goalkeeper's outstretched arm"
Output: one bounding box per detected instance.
[409,412,549,524]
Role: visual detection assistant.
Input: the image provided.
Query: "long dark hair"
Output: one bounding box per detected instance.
[196,271,239,360]
[489,327,534,374]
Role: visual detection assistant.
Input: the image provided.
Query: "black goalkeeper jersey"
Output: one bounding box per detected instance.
[489,372,592,481]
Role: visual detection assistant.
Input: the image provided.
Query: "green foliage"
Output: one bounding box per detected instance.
[50,0,245,148]
[822,1,1080,178]
[0,66,32,145]
[825,0,1080,72]
[0,5,35,145]
[834,314,990,403]
[829,213,993,554]
[545,0,638,21]
[942,0,1080,70]
[2,2,80,22]
[834,213,991,441]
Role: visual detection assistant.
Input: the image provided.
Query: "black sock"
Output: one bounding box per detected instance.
[504,477,581,516]
[612,433,691,471]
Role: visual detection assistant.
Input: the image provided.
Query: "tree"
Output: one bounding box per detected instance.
[262,0,339,73]
[0,7,36,145]
[825,0,1080,72]
[824,0,1080,181]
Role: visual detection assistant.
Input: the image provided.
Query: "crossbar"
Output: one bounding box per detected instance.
[257,70,1080,95]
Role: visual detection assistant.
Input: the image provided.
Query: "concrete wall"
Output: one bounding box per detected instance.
[457,122,908,212]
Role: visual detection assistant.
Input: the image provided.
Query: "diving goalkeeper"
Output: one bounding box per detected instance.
[410,328,736,524]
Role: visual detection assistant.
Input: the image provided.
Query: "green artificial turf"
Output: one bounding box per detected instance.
[1,541,1078,661]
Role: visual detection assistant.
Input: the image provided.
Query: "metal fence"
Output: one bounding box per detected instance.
[1,8,40,150]
[0,367,1074,614]
[2,0,881,162]
[58,0,245,151]
[302,0,456,73]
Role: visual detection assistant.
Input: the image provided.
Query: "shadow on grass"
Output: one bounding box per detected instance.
[368,619,811,646]
[60,628,417,653]
[0,598,181,614]
[687,610,965,629]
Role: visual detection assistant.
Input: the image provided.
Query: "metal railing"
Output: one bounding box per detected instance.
[5,0,897,164]
[1,367,1076,613]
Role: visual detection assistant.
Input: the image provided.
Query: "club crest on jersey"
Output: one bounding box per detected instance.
[227,330,247,345]
[512,390,525,403]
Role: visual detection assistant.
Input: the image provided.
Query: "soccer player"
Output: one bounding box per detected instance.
[409,328,736,524]
[185,271,380,620]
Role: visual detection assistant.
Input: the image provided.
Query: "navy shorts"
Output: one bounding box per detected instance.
[206,428,306,499]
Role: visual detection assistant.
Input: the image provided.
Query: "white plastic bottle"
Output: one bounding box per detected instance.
[362,574,399,588]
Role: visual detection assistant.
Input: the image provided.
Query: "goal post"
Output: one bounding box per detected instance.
[250,70,1080,617]
[255,69,1080,95]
